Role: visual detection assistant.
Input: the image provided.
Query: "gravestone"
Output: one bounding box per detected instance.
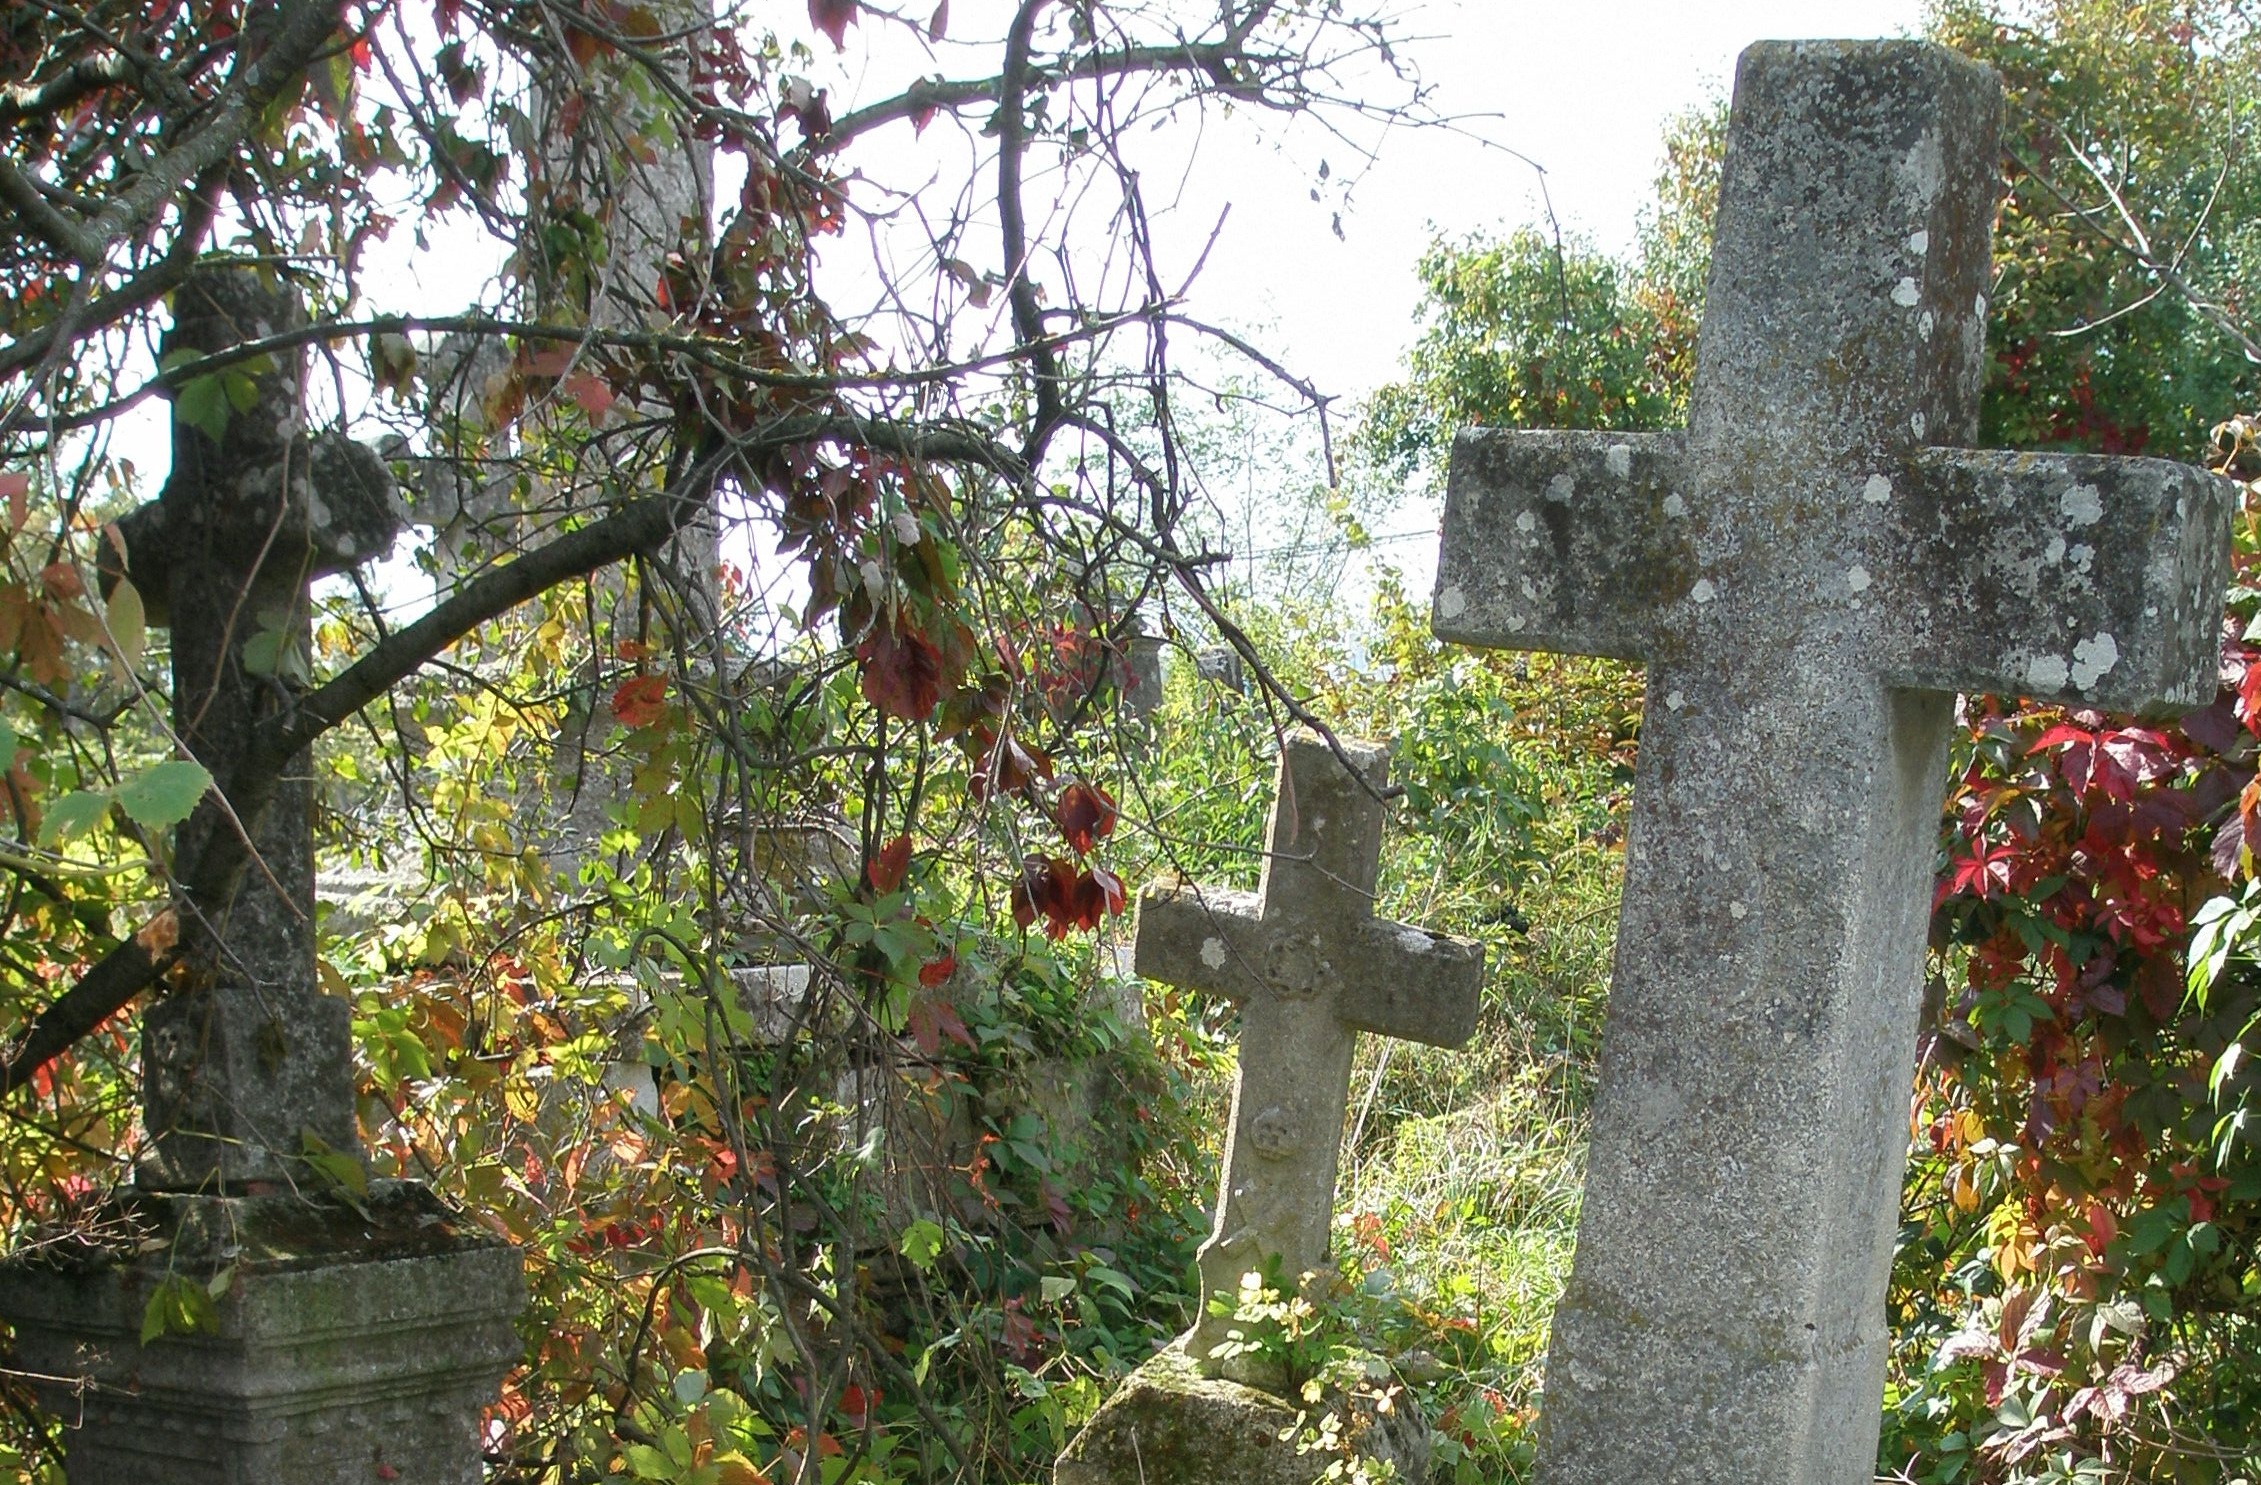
[1430,40,2232,1485]
[1056,731,1478,1485]
[0,269,523,1482]
[1131,732,1483,1380]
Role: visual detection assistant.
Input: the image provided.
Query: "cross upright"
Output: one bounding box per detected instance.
[1132,731,1482,1386]
[1431,41,2232,1484]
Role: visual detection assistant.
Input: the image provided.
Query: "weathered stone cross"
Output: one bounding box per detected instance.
[1132,730,1482,1384]
[0,267,522,1480]
[1430,41,2232,1484]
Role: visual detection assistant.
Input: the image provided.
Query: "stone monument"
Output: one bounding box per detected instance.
[1430,40,2232,1485]
[0,269,524,1482]
[1056,731,1482,1484]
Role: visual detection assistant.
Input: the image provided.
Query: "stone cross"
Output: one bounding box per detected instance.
[127,268,403,1191]
[1430,41,2231,1484]
[0,268,522,1480]
[1132,731,1482,1384]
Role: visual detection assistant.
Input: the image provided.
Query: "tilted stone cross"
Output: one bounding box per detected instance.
[1430,41,2232,1484]
[1132,731,1482,1385]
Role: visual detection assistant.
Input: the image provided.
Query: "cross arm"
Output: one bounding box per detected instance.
[1337,918,1483,1048]
[1881,450,2233,712]
[1129,882,1269,1003]
[1432,430,1688,661]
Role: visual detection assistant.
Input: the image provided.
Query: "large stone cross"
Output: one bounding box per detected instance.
[1430,41,2232,1484]
[1132,731,1482,1383]
[116,268,403,1191]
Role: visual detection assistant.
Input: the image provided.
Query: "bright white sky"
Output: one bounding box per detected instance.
[1174,0,1936,399]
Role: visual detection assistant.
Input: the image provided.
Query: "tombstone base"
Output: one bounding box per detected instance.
[1054,1339,1427,1485]
[0,1180,523,1484]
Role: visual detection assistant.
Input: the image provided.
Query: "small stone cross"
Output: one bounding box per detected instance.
[1431,41,2232,1484]
[1132,731,1482,1385]
[118,267,403,1191]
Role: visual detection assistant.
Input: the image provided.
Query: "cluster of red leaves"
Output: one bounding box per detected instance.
[1009,781,1123,939]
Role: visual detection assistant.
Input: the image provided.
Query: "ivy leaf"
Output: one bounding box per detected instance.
[856,621,944,722]
[899,1217,945,1270]
[868,833,912,894]
[561,371,615,423]
[113,759,214,831]
[175,374,232,444]
[808,0,857,48]
[1054,780,1117,855]
[105,575,146,678]
[611,674,668,729]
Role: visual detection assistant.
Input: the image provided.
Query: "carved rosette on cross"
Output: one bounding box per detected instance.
[1431,40,2234,1485]
[1130,730,1483,1392]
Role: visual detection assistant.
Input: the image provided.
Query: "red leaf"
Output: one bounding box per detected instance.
[1053,780,1117,855]
[0,472,26,531]
[808,0,857,48]
[525,346,576,378]
[926,0,948,39]
[918,951,956,988]
[562,371,615,422]
[869,834,912,894]
[907,995,971,1057]
[857,620,944,721]
[611,673,668,728]
[910,100,936,135]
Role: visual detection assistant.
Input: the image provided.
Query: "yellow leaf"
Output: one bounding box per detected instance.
[714,1455,772,1485]
[105,576,146,678]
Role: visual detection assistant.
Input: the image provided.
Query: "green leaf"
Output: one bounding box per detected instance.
[40,789,112,846]
[139,1272,219,1345]
[113,760,212,831]
[898,1217,945,1271]
[175,374,232,444]
[299,1128,369,1197]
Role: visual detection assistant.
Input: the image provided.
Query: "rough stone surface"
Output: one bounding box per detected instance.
[1,1183,523,1484]
[1429,40,2233,1485]
[0,271,523,1483]
[1132,732,1481,1384]
[1054,1340,1427,1485]
[133,269,401,1192]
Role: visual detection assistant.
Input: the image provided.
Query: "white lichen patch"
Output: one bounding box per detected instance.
[2027,654,2071,691]
[1918,310,1935,341]
[1546,472,1576,502]
[1516,510,1537,534]
[1201,938,1227,970]
[1690,578,1716,605]
[1396,928,1433,955]
[1907,229,1930,256]
[1898,131,1945,206]
[1847,565,1872,593]
[1665,690,1686,712]
[1662,492,1688,518]
[2069,544,2093,574]
[1520,577,1539,599]
[2044,535,2066,565]
[1607,443,1633,478]
[2060,482,2104,527]
[1436,585,1467,621]
[1863,474,1893,505]
[2071,632,2120,689]
[1910,411,1928,439]
[1729,901,1748,920]
[1891,277,1922,307]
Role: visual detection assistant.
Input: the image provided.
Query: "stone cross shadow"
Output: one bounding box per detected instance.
[1132,730,1482,1387]
[1432,40,2232,1485]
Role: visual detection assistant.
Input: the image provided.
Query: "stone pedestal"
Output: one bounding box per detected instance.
[1055,1341,1427,1485]
[0,1183,523,1483]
